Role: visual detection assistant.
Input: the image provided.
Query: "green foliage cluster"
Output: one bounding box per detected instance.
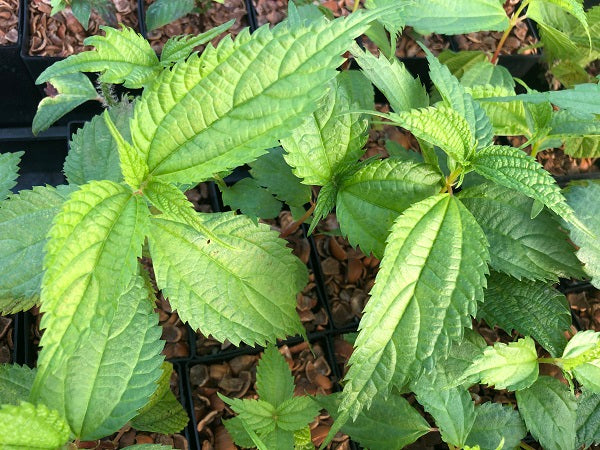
[2,0,600,448]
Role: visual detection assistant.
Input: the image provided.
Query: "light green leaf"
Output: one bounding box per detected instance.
[479,272,571,357]
[145,0,195,31]
[0,185,77,314]
[250,147,311,208]
[294,426,313,450]
[148,211,307,346]
[36,26,160,89]
[160,20,235,65]
[308,181,336,235]
[339,194,489,420]
[438,50,488,80]
[564,136,600,158]
[351,44,429,113]
[472,145,581,228]
[0,401,70,449]
[34,274,164,440]
[335,158,441,258]
[561,330,600,392]
[336,70,375,111]
[223,416,256,448]
[460,61,514,89]
[221,178,282,220]
[256,344,294,408]
[276,396,320,431]
[65,100,134,185]
[103,111,149,190]
[388,106,475,163]
[563,180,600,288]
[440,329,488,388]
[577,389,600,448]
[516,376,577,450]
[281,74,369,186]
[0,365,36,405]
[32,73,98,135]
[467,85,528,137]
[319,392,430,450]
[131,362,188,434]
[132,9,390,185]
[459,182,584,282]
[529,0,589,46]
[0,151,22,200]
[465,402,526,450]
[548,110,600,138]
[220,396,277,435]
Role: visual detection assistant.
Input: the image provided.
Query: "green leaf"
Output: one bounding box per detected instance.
[335,158,441,258]
[220,396,277,435]
[146,0,195,31]
[438,50,488,80]
[148,211,307,346]
[250,147,311,208]
[462,337,539,391]
[423,47,494,149]
[276,396,320,431]
[577,389,600,448]
[460,60,514,90]
[256,344,294,408]
[564,136,600,158]
[65,100,134,185]
[388,106,475,163]
[472,145,581,228]
[160,20,235,65]
[467,85,528,137]
[440,329,488,388]
[32,73,98,135]
[479,272,571,357]
[281,74,369,186]
[548,110,600,138]
[339,194,489,420]
[132,9,389,185]
[336,70,375,111]
[516,376,577,450]
[0,365,36,405]
[71,0,92,28]
[0,185,76,314]
[0,151,22,200]
[351,45,429,113]
[308,181,336,235]
[319,392,430,450]
[36,26,160,89]
[561,331,600,392]
[132,362,189,434]
[563,180,600,288]
[103,111,149,190]
[221,178,282,220]
[0,402,70,449]
[459,182,584,282]
[465,402,526,450]
[223,416,256,448]
[34,274,164,440]
[529,0,589,46]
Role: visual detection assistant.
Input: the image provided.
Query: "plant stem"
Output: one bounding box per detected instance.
[538,357,560,364]
[440,168,462,194]
[491,0,529,64]
[530,140,541,158]
[280,203,316,239]
[520,441,537,450]
[352,0,360,13]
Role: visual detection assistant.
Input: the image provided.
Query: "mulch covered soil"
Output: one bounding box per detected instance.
[0,0,19,45]
[0,315,13,364]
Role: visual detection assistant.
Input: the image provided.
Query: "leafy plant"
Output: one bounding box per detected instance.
[50,0,119,29]
[145,0,224,31]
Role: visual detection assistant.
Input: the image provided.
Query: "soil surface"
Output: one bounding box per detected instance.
[191,341,350,449]
[28,0,139,56]
[0,0,19,45]
[145,0,248,54]
[0,315,13,364]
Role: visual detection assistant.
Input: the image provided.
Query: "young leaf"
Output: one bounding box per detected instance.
[220,177,282,220]
[438,50,488,80]
[0,151,23,200]
[0,364,36,405]
[148,211,307,346]
[145,0,195,31]
[335,158,441,258]
[256,345,295,408]
[577,389,600,448]
[0,402,70,449]
[388,106,475,164]
[0,185,77,314]
[465,403,526,450]
[309,181,336,235]
[33,274,164,440]
[467,85,528,137]
[561,330,600,392]
[528,0,589,46]
[563,180,600,288]
[131,9,388,185]
[340,194,489,420]
[275,396,320,431]
[160,21,235,65]
[479,272,571,357]
[249,147,311,208]
[516,376,577,450]
[281,74,369,186]
[351,45,429,113]
[65,99,134,185]
[472,145,582,228]
[219,397,277,435]
[32,73,98,135]
[564,136,600,158]
[460,61,514,90]
[36,26,161,89]
[319,392,430,450]
[131,362,188,434]
[459,182,584,282]
[462,337,539,391]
